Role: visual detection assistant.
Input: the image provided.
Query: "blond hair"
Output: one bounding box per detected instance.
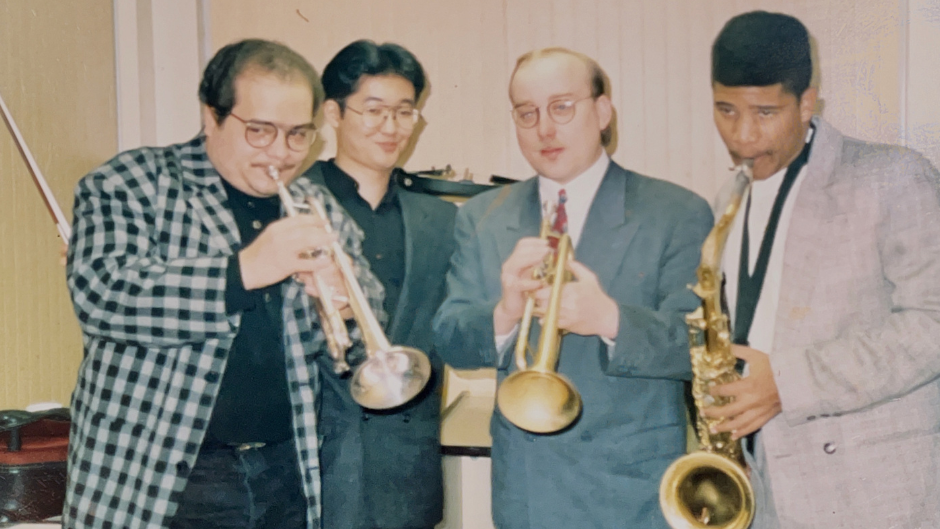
[510,47,613,147]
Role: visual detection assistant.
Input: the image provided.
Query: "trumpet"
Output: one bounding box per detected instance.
[495,213,582,434]
[268,167,432,410]
[659,162,755,529]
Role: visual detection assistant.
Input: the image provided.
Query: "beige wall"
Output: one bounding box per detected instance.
[207,0,918,200]
[1,0,934,410]
[0,0,117,408]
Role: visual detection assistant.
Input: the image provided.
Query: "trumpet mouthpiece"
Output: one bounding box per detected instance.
[267,165,280,181]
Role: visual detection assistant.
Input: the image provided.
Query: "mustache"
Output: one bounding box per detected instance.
[728,149,772,161]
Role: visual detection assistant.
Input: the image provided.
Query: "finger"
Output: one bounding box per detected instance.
[708,378,749,398]
[701,397,752,422]
[506,248,551,276]
[273,214,328,231]
[711,407,759,435]
[566,260,596,283]
[727,410,770,440]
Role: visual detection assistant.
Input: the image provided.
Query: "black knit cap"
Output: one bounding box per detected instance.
[712,11,812,96]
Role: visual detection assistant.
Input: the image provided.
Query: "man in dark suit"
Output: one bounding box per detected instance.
[301,40,455,529]
[433,48,712,528]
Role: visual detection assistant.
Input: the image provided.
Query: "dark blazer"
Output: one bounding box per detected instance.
[303,161,457,529]
[433,161,712,529]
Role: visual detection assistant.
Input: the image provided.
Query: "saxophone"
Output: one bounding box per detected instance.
[659,161,755,529]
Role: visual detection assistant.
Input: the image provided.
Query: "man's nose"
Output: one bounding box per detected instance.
[536,110,556,139]
[267,130,291,158]
[379,110,398,134]
[732,114,759,146]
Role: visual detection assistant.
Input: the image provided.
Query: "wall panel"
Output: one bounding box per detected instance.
[0,0,117,408]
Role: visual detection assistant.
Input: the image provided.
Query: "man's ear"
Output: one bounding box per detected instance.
[201,105,220,135]
[595,94,613,132]
[799,87,818,123]
[323,100,342,129]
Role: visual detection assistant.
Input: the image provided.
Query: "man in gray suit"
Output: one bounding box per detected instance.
[301,40,454,529]
[703,11,940,528]
[433,48,712,528]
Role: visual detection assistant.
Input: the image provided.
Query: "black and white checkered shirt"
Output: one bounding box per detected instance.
[64,135,385,529]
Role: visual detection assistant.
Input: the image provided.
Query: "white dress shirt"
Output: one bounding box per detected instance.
[495,151,612,350]
[722,129,813,355]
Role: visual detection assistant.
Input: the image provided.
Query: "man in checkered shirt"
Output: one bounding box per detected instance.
[64,39,384,529]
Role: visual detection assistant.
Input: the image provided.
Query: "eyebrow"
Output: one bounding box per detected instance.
[513,93,581,108]
[245,117,315,130]
[362,96,416,105]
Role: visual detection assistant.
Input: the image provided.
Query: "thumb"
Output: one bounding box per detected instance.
[566,260,596,283]
[731,344,759,362]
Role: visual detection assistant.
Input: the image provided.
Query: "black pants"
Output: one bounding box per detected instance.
[170,440,307,529]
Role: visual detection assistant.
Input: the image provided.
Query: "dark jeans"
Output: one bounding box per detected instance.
[170,440,308,529]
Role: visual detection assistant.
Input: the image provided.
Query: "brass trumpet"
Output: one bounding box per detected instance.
[659,162,755,529]
[269,167,432,410]
[495,215,582,433]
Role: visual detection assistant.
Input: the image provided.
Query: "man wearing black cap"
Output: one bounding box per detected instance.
[702,11,940,528]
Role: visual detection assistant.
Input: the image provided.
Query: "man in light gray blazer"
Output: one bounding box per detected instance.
[703,12,940,528]
[433,48,712,528]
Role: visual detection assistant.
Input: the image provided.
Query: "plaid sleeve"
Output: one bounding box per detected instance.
[66,147,234,347]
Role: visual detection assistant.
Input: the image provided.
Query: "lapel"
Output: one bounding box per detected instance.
[575,162,639,291]
[497,178,543,265]
[388,190,433,341]
[178,138,240,253]
[773,117,843,344]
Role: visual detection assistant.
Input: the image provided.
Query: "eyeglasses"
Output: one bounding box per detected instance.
[228,112,317,152]
[345,104,421,130]
[511,96,595,129]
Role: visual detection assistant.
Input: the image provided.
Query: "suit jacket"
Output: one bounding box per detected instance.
[715,117,940,528]
[304,162,456,529]
[433,160,713,529]
[64,137,384,529]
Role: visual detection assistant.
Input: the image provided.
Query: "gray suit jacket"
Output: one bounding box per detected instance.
[434,161,713,529]
[717,117,940,528]
[304,162,456,529]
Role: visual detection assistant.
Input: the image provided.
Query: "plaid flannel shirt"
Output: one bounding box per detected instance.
[64,136,385,529]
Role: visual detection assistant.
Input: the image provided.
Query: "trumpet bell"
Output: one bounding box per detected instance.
[350,346,432,410]
[496,370,581,433]
[659,451,755,529]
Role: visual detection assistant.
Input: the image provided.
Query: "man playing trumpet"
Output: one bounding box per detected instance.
[65,39,382,529]
[433,48,712,528]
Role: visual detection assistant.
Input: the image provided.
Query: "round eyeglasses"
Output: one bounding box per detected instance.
[511,96,595,129]
[345,105,421,130]
[228,112,317,151]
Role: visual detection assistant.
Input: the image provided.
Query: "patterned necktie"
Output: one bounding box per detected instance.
[552,189,568,234]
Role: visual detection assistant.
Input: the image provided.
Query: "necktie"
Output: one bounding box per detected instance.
[552,189,568,234]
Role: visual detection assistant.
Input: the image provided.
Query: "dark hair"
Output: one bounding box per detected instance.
[712,11,812,97]
[321,40,426,109]
[511,48,613,147]
[199,39,324,122]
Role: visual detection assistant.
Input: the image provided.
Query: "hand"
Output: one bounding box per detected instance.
[531,260,619,339]
[701,345,782,440]
[293,253,351,314]
[238,215,339,290]
[493,237,551,334]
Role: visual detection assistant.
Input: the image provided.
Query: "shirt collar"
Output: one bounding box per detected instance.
[323,159,398,208]
[537,150,610,208]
